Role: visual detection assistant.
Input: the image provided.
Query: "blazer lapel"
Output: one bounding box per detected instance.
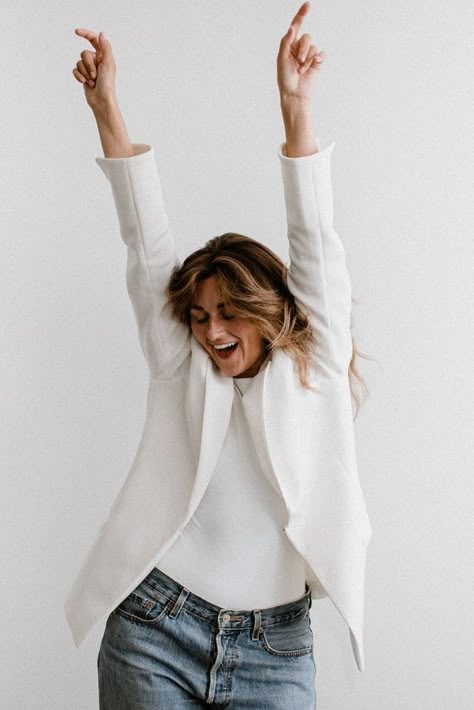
[238,356,287,501]
[254,348,303,515]
[184,337,208,467]
[184,337,234,516]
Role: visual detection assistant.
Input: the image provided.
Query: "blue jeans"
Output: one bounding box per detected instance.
[98,566,317,708]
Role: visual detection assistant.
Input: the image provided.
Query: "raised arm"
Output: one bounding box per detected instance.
[72,29,190,378]
[276,3,353,377]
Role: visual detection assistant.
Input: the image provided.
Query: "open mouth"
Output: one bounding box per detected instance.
[212,342,239,360]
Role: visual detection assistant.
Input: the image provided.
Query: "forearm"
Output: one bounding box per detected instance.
[280,98,319,158]
[92,99,134,158]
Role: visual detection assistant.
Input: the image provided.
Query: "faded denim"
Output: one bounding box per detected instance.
[98,566,317,708]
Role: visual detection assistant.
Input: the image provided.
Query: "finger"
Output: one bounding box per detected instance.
[80,50,97,79]
[97,32,111,60]
[305,50,326,74]
[297,33,312,64]
[278,24,296,62]
[298,47,318,73]
[76,61,95,88]
[289,1,311,41]
[76,59,95,86]
[72,68,87,85]
[74,27,100,49]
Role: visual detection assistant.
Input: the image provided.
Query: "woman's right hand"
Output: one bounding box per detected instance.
[72,29,117,111]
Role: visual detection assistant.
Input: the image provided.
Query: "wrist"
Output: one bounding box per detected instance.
[92,96,120,121]
[279,100,318,158]
[281,104,313,137]
[280,95,312,115]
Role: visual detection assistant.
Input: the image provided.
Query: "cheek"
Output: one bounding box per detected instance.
[240,327,264,351]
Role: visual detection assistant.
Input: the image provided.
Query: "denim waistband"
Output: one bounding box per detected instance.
[143,566,312,632]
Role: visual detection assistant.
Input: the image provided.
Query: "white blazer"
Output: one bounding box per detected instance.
[64,137,373,672]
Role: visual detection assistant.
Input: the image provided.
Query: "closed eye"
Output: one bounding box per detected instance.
[195,314,235,324]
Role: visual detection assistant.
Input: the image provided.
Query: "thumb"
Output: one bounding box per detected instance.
[278,25,295,61]
[98,32,110,58]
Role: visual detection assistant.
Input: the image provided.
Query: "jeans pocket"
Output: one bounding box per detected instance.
[260,609,313,657]
[113,576,172,626]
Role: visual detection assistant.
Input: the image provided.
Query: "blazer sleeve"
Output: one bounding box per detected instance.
[95,143,191,380]
[277,139,353,377]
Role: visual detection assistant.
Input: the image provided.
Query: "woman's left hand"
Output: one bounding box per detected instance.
[277,2,326,104]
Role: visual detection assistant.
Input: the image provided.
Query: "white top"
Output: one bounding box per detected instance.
[157,362,307,609]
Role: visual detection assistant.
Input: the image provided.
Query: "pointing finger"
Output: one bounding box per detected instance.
[289,1,311,41]
[278,24,296,62]
[74,27,100,50]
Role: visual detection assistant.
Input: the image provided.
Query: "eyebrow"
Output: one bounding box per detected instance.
[190,302,225,311]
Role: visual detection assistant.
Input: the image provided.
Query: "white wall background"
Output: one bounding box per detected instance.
[2,1,472,708]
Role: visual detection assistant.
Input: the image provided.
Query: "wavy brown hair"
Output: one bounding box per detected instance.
[166,232,371,419]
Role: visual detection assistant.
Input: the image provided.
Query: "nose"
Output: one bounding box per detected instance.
[206,316,228,342]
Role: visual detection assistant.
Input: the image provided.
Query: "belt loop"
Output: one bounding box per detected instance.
[168,587,190,619]
[252,609,262,641]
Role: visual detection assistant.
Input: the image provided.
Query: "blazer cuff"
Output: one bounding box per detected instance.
[95,143,154,179]
[277,137,336,162]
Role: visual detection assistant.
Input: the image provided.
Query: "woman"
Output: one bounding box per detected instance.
[67,3,372,707]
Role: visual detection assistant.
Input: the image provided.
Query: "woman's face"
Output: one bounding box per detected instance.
[190,275,267,378]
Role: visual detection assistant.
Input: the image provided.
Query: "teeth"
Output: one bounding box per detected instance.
[214,342,237,351]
